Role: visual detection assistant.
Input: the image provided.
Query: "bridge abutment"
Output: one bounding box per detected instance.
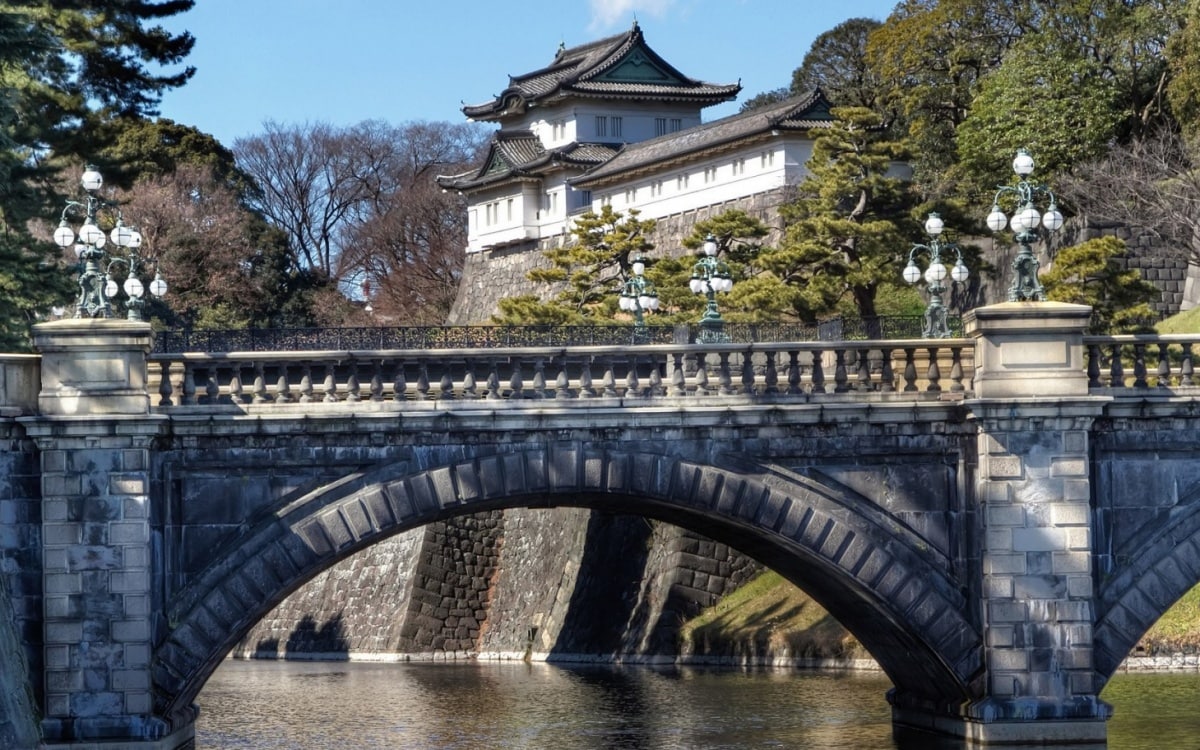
[20,321,185,748]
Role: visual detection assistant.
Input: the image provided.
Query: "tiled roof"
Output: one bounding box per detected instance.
[462,22,739,121]
[571,90,835,187]
[436,132,620,192]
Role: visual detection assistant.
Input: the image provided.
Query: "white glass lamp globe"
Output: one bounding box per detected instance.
[111,223,135,247]
[719,275,734,292]
[924,213,944,236]
[1043,205,1064,231]
[1017,204,1041,231]
[81,166,103,192]
[703,237,718,257]
[951,260,969,283]
[149,273,168,298]
[123,276,144,298]
[632,259,645,276]
[53,223,75,248]
[924,263,947,283]
[903,261,921,284]
[619,296,632,311]
[103,277,119,299]
[638,294,655,311]
[79,221,104,245]
[127,230,143,248]
[689,277,703,294]
[986,206,1008,232]
[1012,150,1035,176]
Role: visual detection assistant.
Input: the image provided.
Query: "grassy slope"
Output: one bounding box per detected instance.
[680,308,1200,661]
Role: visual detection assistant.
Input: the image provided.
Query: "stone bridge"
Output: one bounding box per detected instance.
[2,301,1200,748]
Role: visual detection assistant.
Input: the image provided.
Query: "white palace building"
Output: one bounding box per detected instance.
[437,22,835,322]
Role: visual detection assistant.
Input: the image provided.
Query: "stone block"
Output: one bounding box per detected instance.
[111,669,149,691]
[989,600,1028,623]
[1013,527,1065,552]
[1052,551,1091,574]
[986,529,1012,551]
[1052,503,1090,526]
[986,505,1025,527]
[984,554,1026,575]
[984,577,1013,599]
[108,522,147,545]
[43,523,81,546]
[44,573,82,595]
[987,626,1014,647]
[1054,601,1092,622]
[125,690,152,715]
[110,618,150,642]
[45,621,82,644]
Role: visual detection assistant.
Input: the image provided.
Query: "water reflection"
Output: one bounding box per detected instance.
[196,660,1200,749]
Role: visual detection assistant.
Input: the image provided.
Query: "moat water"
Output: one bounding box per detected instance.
[196,660,1200,749]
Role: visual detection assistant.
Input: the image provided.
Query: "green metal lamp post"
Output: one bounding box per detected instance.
[53,165,167,321]
[985,149,1064,302]
[689,234,733,344]
[903,213,969,338]
[618,255,659,340]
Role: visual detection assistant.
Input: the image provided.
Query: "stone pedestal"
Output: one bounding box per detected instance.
[20,320,180,747]
[964,301,1092,399]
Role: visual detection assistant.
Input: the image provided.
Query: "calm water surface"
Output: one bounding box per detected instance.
[195,660,1200,749]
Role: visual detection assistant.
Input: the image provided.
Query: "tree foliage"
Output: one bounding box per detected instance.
[759,107,918,323]
[1042,236,1158,333]
[495,205,655,325]
[791,18,885,111]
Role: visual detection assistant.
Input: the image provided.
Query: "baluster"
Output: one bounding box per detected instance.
[926,347,942,392]
[486,359,501,400]
[718,352,734,395]
[741,350,755,395]
[1110,344,1125,388]
[252,362,267,403]
[625,356,641,398]
[228,363,245,405]
[298,364,314,403]
[533,358,547,399]
[903,348,918,392]
[555,357,571,399]
[1133,343,1148,389]
[1156,343,1171,388]
[787,351,802,395]
[439,371,454,400]
[509,359,525,398]
[182,364,197,405]
[323,362,339,402]
[462,359,479,399]
[879,348,895,393]
[949,347,965,393]
[345,361,361,402]
[160,361,177,406]
[579,357,596,398]
[417,361,431,400]
[648,361,663,397]
[205,367,220,404]
[1087,344,1102,389]
[370,361,384,401]
[393,361,408,401]
[833,349,849,393]
[601,357,618,398]
[275,365,292,403]
[669,352,687,397]
[810,349,825,394]
[695,357,710,395]
[856,348,871,392]
[1182,343,1194,387]
[763,351,779,394]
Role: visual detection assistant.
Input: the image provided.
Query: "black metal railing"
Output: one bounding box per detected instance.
[152,317,960,354]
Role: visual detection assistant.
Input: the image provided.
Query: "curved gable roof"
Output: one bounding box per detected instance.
[462,22,739,122]
[436,130,619,192]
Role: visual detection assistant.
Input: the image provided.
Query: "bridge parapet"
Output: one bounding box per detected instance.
[147,339,974,408]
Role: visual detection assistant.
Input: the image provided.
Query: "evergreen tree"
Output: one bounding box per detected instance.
[758,107,919,331]
[1042,237,1159,333]
[495,205,655,325]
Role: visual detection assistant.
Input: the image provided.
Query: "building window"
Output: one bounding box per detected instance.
[655,117,668,136]
[624,188,637,204]
[704,166,718,183]
[611,116,623,138]
[552,120,566,140]
[650,180,662,197]
[761,150,775,168]
[670,118,682,132]
[600,194,612,207]
[676,174,689,190]
[732,158,745,176]
[595,116,608,137]
[506,198,513,221]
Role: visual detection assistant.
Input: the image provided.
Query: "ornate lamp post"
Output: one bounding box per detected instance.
[53,165,167,321]
[618,255,659,339]
[688,234,733,343]
[902,213,969,338]
[985,148,1064,302]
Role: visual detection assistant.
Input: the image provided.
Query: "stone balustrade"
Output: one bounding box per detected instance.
[1085,334,1200,390]
[146,339,975,407]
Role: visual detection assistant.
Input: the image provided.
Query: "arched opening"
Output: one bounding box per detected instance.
[153,444,979,733]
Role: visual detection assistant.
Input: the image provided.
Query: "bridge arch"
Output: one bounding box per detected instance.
[1094,490,1200,679]
[152,442,980,727]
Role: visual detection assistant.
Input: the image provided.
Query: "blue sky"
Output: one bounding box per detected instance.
[157,0,899,147]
